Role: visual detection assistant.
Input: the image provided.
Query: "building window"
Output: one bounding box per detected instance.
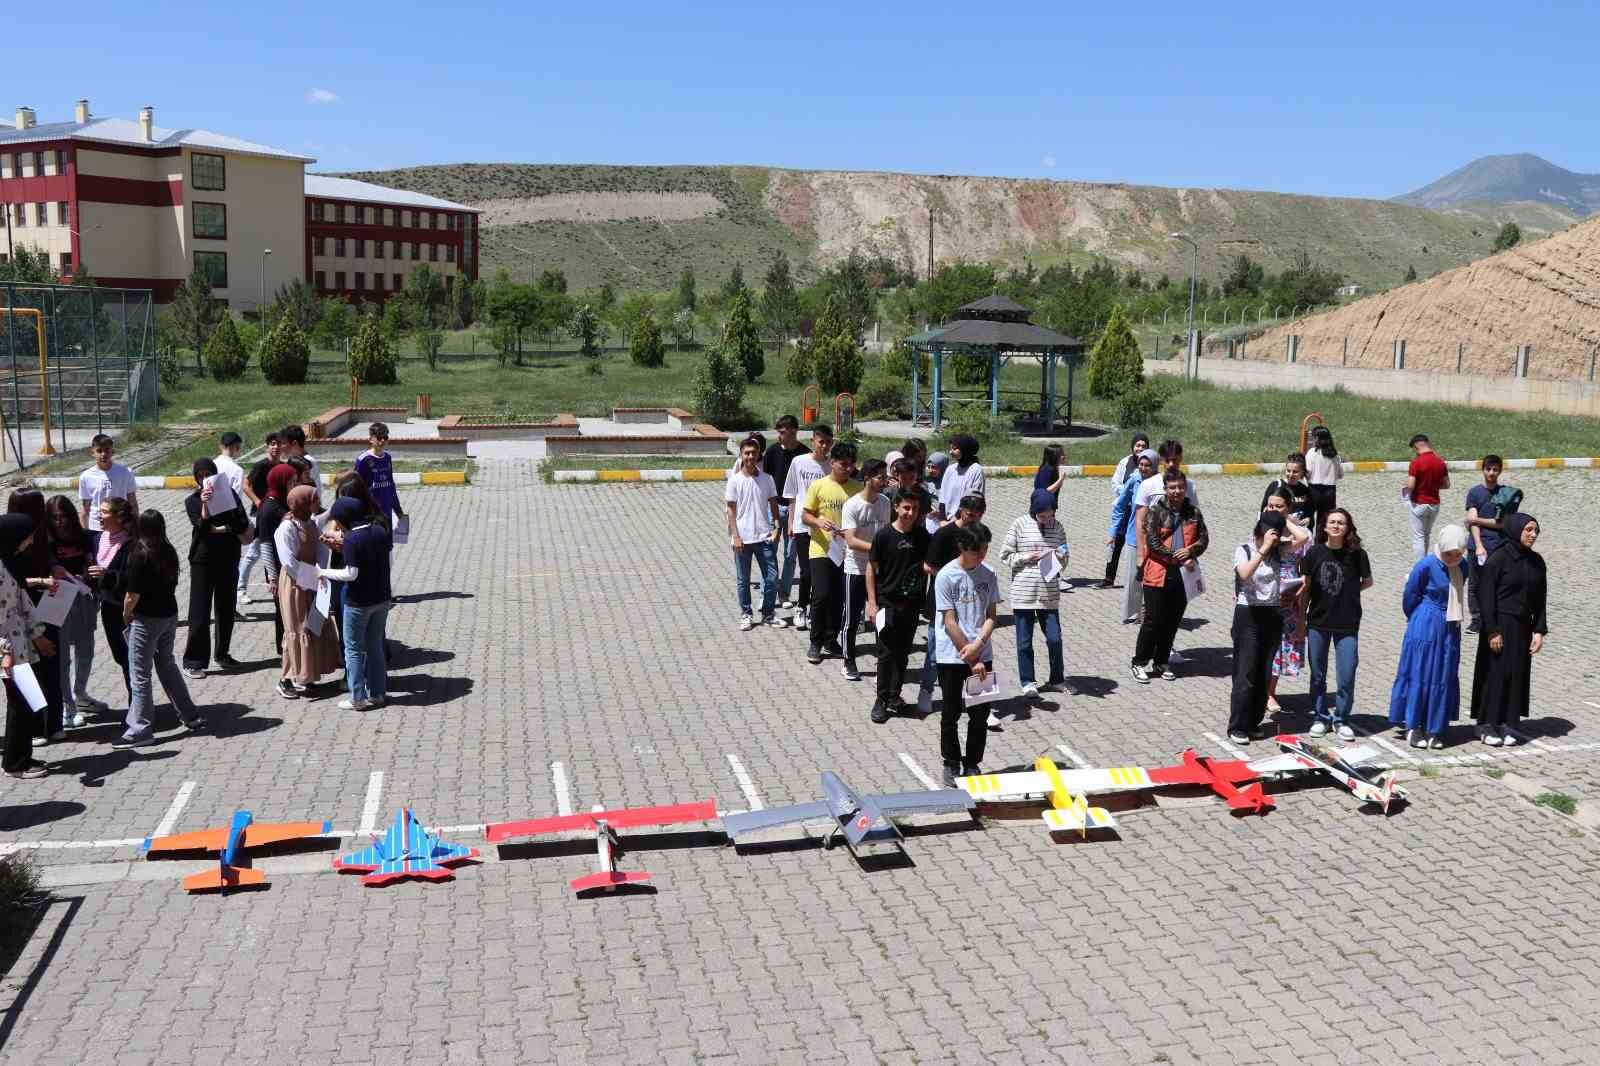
[315,270,326,290]
[354,272,366,291]
[35,203,48,226]
[193,202,227,239]
[313,237,325,256]
[0,154,10,179]
[445,244,455,263]
[384,209,393,226]
[334,238,346,257]
[354,239,365,258]
[386,240,396,259]
[191,152,226,191]
[428,243,438,262]
[57,201,69,226]
[393,273,403,290]
[410,243,420,261]
[403,210,413,228]
[56,149,68,172]
[376,274,386,292]
[335,271,346,289]
[194,250,229,288]
[445,274,454,293]
[12,204,24,228]
[19,153,34,177]
[59,252,72,274]
[344,204,355,224]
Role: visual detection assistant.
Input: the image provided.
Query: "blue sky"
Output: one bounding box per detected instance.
[25,2,1599,199]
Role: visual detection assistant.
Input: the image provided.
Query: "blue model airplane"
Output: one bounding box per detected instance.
[723,771,976,857]
[334,808,479,886]
[143,809,332,894]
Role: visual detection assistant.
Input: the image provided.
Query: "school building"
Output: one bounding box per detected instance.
[0,100,478,311]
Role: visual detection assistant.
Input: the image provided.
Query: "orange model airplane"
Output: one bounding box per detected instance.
[143,809,332,893]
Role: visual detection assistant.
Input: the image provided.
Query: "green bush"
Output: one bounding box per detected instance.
[877,336,928,381]
[1087,303,1144,400]
[201,315,249,380]
[784,338,813,386]
[0,851,43,911]
[158,346,184,389]
[723,290,764,382]
[348,312,398,385]
[630,313,665,368]
[1116,379,1177,427]
[948,353,990,386]
[259,316,311,385]
[812,295,865,396]
[856,373,907,419]
[691,340,746,425]
[940,400,1020,449]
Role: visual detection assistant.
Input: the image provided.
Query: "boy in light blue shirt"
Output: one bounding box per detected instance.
[933,524,998,785]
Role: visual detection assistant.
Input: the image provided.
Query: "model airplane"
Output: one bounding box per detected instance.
[722,771,976,856]
[334,808,480,886]
[1032,756,1117,835]
[143,809,332,894]
[1272,735,1406,812]
[485,800,718,893]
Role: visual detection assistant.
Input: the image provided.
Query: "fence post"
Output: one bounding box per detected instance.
[1457,342,1465,374]
[1393,339,1406,370]
[1515,345,1530,379]
[1590,347,1597,383]
[1342,336,1349,366]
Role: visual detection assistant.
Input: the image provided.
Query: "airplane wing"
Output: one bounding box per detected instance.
[487,800,717,842]
[871,789,976,817]
[333,840,388,873]
[957,770,1053,801]
[722,801,833,839]
[361,856,455,887]
[240,820,333,849]
[1042,805,1117,833]
[143,827,230,855]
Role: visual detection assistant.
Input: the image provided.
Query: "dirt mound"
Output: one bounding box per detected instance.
[1241,215,1600,380]
[473,191,723,226]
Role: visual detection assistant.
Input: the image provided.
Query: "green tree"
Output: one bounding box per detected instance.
[448,276,474,329]
[573,303,603,374]
[417,328,444,371]
[720,264,747,303]
[917,260,997,324]
[675,267,697,314]
[1492,221,1522,252]
[202,313,250,380]
[691,336,745,425]
[1403,264,1419,283]
[784,338,813,387]
[722,290,764,382]
[170,267,222,374]
[348,310,398,385]
[531,271,572,354]
[312,297,358,352]
[1086,304,1144,400]
[1222,254,1265,297]
[487,282,539,364]
[0,246,53,284]
[669,307,696,350]
[818,250,874,338]
[536,268,568,295]
[630,311,666,368]
[760,255,802,341]
[380,298,411,347]
[259,314,311,384]
[405,263,445,328]
[811,295,866,396]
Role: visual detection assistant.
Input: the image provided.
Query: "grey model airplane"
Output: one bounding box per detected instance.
[722,771,977,856]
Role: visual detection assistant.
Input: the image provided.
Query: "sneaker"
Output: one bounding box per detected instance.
[1098,579,1116,589]
[1020,682,1039,699]
[3,764,49,779]
[111,733,155,748]
[1484,731,1503,747]
[1228,731,1250,745]
[292,682,312,695]
[807,647,823,665]
[1500,730,1518,747]
[67,710,87,728]
[841,660,861,681]
[1337,724,1356,741]
[986,710,1005,729]
[780,600,795,610]
[183,666,205,680]
[367,695,387,708]
[1309,721,1329,737]
[1160,667,1177,681]
[870,701,890,725]
[76,696,108,712]
[184,716,208,732]
[822,641,842,657]
[237,590,252,606]
[761,614,777,627]
[940,763,960,788]
[215,654,241,670]
[277,678,300,700]
[795,609,809,631]
[961,763,981,777]
[1249,725,1272,740]
[1130,663,1151,685]
[337,697,372,711]
[739,614,754,632]
[1408,729,1426,749]
[917,693,934,716]
[1428,736,1444,750]
[1394,723,1408,738]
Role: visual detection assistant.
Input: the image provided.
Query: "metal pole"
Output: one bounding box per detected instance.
[92,297,102,435]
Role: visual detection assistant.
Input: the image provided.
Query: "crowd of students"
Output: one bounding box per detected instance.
[0,424,403,780]
[724,416,1551,782]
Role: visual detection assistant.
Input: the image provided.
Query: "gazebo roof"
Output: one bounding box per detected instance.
[903,326,948,344]
[954,295,1032,321]
[924,317,1083,351]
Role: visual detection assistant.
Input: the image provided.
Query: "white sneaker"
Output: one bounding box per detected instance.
[1500,731,1518,747]
[795,609,809,631]
[237,590,251,606]
[67,710,87,728]
[337,697,372,711]
[739,614,753,632]
[987,710,1005,729]
[1337,724,1355,741]
[1309,721,1328,737]
[780,600,795,610]
[1130,663,1151,685]
[1484,731,1502,746]
[1020,682,1039,699]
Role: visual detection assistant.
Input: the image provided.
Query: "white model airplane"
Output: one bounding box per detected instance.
[957,756,1117,837]
[1270,734,1406,813]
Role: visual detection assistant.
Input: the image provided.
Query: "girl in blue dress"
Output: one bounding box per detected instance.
[1389,523,1469,748]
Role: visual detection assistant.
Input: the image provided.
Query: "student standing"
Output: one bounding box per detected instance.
[279,425,323,502]
[354,422,406,527]
[1470,514,1546,746]
[1301,508,1373,739]
[7,490,65,741]
[889,458,934,524]
[182,458,249,677]
[1304,426,1342,533]
[933,525,999,785]
[46,496,100,726]
[0,515,53,779]
[1259,453,1313,524]
[866,490,932,723]
[1388,524,1468,749]
[1110,433,1150,498]
[725,436,782,630]
[936,435,986,522]
[917,494,986,712]
[256,464,296,654]
[214,432,246,498]
[1404,434,1449,562]
[780,425,832,629]
[839,460,891,681]
[1001,488,1068,699]
[274,485,342,698]
[1033,445,1068,508]
[1464,455,1521,633]
[801,441,860,664]
[319,498,395,711]
[78,434,138,552]
[763,415,809,611]
[237,432,282,605]
[1261,489,1313,715]
[115,510,205,746]
[1132,471,1208,684]
[1104,449,1156,590]
[1227,512,1289,744]
[1132,440,1200,631]
[885,438,925,477]
[86,498,133,700]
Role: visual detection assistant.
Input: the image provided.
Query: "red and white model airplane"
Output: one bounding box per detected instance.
[486,800,718,894]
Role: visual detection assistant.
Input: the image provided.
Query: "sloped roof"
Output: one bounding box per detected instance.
[305,174,476,212]
[956,294,1031,320]
[919,317,1082,350]
[0,116,314,163]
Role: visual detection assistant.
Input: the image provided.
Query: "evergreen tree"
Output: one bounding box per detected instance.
[630,311,666,368]
[760,255,802,341]
[202,314,250,380]
[720,263,747,303]
[1492,222,1522,252]
[784,338,813,387]
[259,314,311,384]
[348,309,398,385]
[722,290,764,382]
[573,304,603,374]
[1086,304,1143,400]
[1222,254,1264,297]
[675,267,697,313]
[170,267,222,374]
[1403,264,1418,283]
[691,337,745,425]
[811,295,866,396]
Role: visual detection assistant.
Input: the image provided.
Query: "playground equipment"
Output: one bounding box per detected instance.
[800,384,820,425]
[835,392,855,437]
[0,308,54,457]
[1299,412,1326,455]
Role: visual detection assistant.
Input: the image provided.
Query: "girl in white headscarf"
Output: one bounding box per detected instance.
[1387,523,1469,748]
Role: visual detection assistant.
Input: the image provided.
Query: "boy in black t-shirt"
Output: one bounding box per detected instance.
[1299,507,1373,739]
[237,431,282,605]
[763,415,810,610]
[866,490,933,722]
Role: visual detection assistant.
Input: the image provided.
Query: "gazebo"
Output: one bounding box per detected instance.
[906,295,1086,432]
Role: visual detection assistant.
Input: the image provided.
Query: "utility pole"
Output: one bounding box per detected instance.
[927,208,934,283]
[262,248,272,318]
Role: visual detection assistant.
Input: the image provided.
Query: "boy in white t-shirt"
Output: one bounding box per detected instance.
[214,432,246,497]
[79,433,139,550]
[838,460,892,681]
[725,436,782,630]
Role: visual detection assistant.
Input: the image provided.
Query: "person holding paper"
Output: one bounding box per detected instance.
[866,489,932,724]
[1228,512,1291,745]
[274,485,342,699]
[933,524,999,787]
[182,458,250,678]
[1261,488,1314,716]
[7,490,65,740]
[801,441,860,666]
[1000,489,1069,701]
[47,496,102,727]
[354,422,406,528]
[0,514,55,778]
[1131,471,1210,686]
[116,510,205,746]
[318,498,394,711]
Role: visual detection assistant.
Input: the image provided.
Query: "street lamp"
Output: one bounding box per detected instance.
[1169,232,1198,368]
[262,248,272,316]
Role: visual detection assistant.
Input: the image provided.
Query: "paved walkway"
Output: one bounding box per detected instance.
[1,464,1597,1064]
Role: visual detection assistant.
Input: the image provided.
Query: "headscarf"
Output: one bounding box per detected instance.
[330,498,366,529]
[266,463,298,503]
[1133,447,1159,480]
[1501,512,1537,557]
[0,514,34,582]
[1433,523,1469,621]
[287,485,318,521]
[1434,524,1469,555]
[1029,488,1056,519]
[927,452,949,472]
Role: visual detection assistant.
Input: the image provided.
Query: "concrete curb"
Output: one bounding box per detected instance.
[552,456,1600,484]
[24,470,469,490]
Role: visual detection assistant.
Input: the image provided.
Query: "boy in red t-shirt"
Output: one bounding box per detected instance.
[1404,434,1450,561]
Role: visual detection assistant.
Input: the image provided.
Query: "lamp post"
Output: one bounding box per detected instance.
[1169,232,1198,373]
[261,248,272,317]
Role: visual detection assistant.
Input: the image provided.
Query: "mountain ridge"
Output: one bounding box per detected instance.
[1395,153,1600,217]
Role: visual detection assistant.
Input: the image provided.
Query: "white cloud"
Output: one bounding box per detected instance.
[306,88,339,105]
[1041,155,1057,170]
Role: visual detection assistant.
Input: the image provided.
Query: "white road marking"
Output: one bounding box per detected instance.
[1202,731,1249,759]
[1054,744,1091,769]
[358,772,384,835]
[150,781,196,841]
[725,753,764,811]
[898,753,939,790]
[551,761,572,817]
[1584,701,1600,710]
[1349,724,1423,765]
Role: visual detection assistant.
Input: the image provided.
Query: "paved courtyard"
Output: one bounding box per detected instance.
[1,463,1598,1065]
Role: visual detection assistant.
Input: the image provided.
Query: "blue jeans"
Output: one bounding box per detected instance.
[734,541,778,617]
[777,506,800,601]
[58,591,97,705]
[1014,608,1064,687]
[125,614,198,739]
[1307,628,1359,725]
[342,600,391,703]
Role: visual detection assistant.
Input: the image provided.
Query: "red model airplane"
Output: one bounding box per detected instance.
[486,801,718,893]
[1147,748,1274,814]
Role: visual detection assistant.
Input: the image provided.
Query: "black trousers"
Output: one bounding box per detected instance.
[1229,605,1285,736]
[794,533,812,608]
[184,551,240,668]
[1133,577,1187,667]
[875,600,921,706]
[1307,484,1337,536]
[99,600,131,699]
[808,556,843,649]
[29,623,63,738]
[1105,531,1126,584]
[937,662,986,769]
[841,573,871,662]
[3,677,34,772]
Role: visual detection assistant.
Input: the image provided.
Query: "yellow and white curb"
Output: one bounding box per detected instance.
[25,470,468,490]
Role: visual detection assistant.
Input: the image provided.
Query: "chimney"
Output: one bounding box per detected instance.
[74,99,90,124]
[14,106,35,130]
[138,106,154,142]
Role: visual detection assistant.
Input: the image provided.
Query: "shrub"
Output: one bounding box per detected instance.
[158,345,184,389]
[856,372,907,419]
[723,291,764,382]
[348,312,398,385]
[948,353,990,386]
[878,336,928,381]
[417,328,444,372]
[784,337,813,386]
[812,295,865,396]
[259,316,311,385]
[0,851,43,912]
[630,312,665,368]
[1116,379,1176,427]
[691,340,746,425]
[201,315,249,380]
[1087,303,1143,400]
[940,400,1019,449]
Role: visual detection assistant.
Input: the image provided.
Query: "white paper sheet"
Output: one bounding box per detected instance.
[306,578,333,636]
[826,530,845,566]
[875,607,887,632]
[963,668,1002,706]
[11,661,47,712]
[204,473,237,515]
[292,561,320,592]
[1039,551,1061,583]
[32,579,81,627]
[1181,561,1206,600]
[392,515,410,545]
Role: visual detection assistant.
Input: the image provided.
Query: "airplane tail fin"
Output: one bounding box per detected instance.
[1226,781,1272,814]
[182,865,267,893]
[1379,772,1402,814]
[571,870,652,894]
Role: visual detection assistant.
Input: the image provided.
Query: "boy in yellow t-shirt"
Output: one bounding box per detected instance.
[802,440,861,663]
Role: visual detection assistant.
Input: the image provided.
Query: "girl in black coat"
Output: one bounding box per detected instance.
[1470,513,1547,745]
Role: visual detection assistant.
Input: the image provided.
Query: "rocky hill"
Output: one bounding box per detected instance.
[1230,214,1600,379]
[334,163,1505,294]
[1396,154,1600,218]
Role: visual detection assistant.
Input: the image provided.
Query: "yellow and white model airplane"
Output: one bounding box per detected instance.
[959,756,1117,837]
